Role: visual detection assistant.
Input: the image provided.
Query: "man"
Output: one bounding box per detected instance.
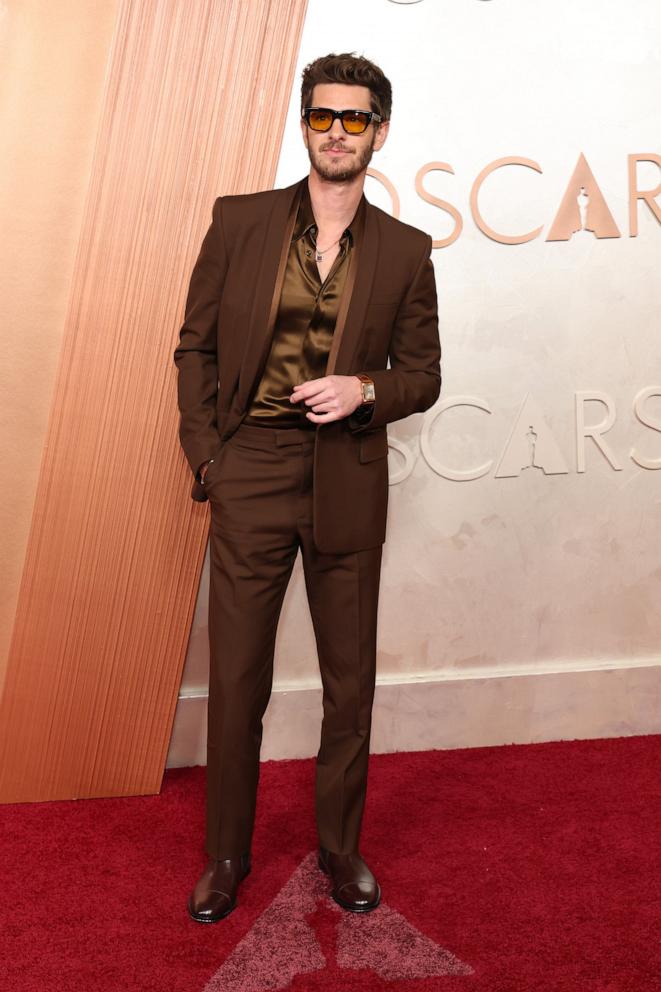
[174,52,440,924]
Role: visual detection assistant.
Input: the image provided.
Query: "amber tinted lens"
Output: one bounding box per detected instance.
[341,111,370,134]
[307,109,333,131]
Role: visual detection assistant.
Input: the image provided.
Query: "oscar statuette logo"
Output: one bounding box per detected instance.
[202,852,473,990]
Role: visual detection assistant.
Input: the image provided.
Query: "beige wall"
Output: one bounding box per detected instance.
[0,0,120,691]
[170,0,661,766]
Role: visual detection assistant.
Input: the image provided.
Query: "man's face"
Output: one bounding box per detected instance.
[300,82,389,183]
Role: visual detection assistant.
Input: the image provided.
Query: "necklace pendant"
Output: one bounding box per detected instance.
[315,250,323,262]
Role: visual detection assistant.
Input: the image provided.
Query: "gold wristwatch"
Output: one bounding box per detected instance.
[356,373,375,404]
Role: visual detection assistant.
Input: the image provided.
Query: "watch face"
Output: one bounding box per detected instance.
[363,382,376,401]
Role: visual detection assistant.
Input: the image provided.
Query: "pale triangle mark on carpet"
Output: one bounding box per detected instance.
[203,850,473,992]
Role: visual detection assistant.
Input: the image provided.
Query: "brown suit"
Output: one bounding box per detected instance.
[174,175,441,860]
[174,175,441,555]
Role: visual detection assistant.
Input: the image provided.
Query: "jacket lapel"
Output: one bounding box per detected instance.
[236,177,378,415]
[325,201,378,376]
[236,178,305,412]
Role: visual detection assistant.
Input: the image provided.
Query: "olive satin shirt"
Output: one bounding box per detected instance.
[243,179,372,429]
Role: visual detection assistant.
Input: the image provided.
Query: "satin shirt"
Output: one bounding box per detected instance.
[243,179,366,429]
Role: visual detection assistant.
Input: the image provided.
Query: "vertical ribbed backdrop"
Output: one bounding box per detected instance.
[0,0,308,802]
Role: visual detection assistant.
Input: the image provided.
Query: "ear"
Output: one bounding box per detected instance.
[373,120,390,152]
[300,116,309,149]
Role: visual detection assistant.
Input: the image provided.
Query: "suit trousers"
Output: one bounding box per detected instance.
[203,421,383,861]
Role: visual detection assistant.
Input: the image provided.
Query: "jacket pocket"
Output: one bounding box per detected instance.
[359,431,389,463]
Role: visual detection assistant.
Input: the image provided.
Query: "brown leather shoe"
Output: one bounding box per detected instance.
[187,852,251,923]
[318,846,381,912]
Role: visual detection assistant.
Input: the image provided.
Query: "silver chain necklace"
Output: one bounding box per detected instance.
[314,235,341,262]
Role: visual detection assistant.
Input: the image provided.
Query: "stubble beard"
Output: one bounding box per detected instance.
[307,136,376,183]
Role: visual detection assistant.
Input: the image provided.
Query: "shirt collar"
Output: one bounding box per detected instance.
[292,176,366,245]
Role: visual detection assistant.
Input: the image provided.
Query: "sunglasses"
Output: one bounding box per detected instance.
[302,107,383,135]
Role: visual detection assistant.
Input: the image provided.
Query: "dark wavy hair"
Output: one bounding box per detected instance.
[300,52,392,122]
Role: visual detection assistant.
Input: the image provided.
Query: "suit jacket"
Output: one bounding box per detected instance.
[173,175,441,554]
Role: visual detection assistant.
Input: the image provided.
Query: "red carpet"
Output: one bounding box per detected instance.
[1,735,660,992]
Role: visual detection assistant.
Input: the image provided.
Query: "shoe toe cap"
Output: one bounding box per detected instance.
[188,890,233,921]
[336,879,379,906]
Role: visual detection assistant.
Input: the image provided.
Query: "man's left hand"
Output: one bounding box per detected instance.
[290,375,363,423]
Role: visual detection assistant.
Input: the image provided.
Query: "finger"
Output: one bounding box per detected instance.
[305,409,337,422]
[290,387,317,403]
[294,390,334,408]
[304,390,334,406]
[291,377,326,393]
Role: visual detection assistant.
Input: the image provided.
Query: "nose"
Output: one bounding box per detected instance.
[328,115,345,137]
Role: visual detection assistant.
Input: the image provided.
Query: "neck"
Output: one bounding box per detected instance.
[306,169,364,230]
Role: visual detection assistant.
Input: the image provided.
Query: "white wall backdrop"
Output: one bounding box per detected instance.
[169,0,661,766]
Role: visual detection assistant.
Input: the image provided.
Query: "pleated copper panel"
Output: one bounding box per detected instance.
[0,0,308,802]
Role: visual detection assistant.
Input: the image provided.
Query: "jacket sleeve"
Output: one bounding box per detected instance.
[173,196,228,481]
[347,234,441,433]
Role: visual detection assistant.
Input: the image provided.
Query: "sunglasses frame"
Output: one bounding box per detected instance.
[301,106,384,135]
